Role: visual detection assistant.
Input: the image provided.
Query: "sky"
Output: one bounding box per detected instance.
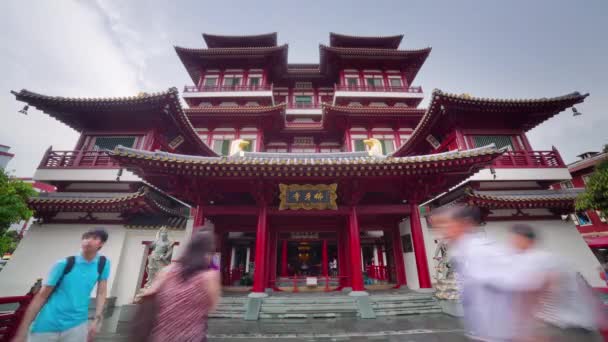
[1,0,606,176]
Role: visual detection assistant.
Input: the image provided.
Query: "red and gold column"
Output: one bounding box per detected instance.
[252,205,268,293]
[410,203,431,288]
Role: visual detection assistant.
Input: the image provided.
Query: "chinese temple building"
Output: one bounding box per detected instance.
[1,32,603,315]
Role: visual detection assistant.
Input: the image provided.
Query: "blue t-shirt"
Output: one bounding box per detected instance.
[31,254,111,333]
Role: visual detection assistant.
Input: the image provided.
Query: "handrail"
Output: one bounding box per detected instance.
[38,149,118,169]
[0,280,40,341]
[184,84,272,92]
[493,150,565,168]
[335,84,423,93]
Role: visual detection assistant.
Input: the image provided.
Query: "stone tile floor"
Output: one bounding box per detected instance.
[96,314,468,341]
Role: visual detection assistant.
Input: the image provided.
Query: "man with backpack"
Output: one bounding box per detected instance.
[13,228,111,342]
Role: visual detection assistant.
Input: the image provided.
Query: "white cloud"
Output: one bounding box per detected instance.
[0,0,141,176]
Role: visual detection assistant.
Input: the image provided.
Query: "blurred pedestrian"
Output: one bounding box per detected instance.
[137,230,220,342]
[431,205,516,341]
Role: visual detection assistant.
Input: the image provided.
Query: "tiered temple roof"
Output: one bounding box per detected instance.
[394,90,589,156]
[329,33,404,49]
[109,145,504,204]
[28,186,189,229]
[11,88,217,156]
[462,188,583,210]
[202,32,278,48]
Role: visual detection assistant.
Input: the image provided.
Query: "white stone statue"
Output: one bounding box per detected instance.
[433,239,460,301]
[145,227,176,288]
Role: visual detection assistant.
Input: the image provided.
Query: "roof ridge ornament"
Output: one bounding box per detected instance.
[363,138,383,157]
[230,139,250,157]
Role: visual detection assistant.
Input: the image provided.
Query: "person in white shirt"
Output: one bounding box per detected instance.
[431,205,517,341]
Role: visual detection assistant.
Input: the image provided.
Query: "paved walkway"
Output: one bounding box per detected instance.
[97,314,467,341]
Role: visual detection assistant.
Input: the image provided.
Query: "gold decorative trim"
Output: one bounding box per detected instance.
[279,183,338,211]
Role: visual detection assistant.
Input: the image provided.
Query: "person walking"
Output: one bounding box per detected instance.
[13,228,111,342]
[141,230,220,342]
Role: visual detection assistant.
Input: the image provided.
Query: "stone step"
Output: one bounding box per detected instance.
[374,307,443,316]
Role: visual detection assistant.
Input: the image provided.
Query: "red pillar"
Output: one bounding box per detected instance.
[377,244,384,266]
[193,205,204,235]
[410,203,432,288]
[252,205,268,293]
[265,230,277,287]
[322,240,328,277]
[348,207,365,291]
[392,226,407,286]
[281,239,288,277]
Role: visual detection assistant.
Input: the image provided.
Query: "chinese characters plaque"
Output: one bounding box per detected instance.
[278,183,338,210]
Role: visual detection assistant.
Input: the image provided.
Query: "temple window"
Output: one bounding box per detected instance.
[560,180,574,189]
[365,77,383,88]
[203,76,218,88]
[248,76,261,86]
[346,77,359,87]
[294,95,313,107]
[373,133,396,154]
[223,76,242,86]
[571,212,592,226]
[91,136,137,151]
[389,77,402,88]
[353,139,366,152]
[472,135,514,151]
[266,147,288,153]
[212,139,232,155]
[291,147,316,153]
[319,147,342,153]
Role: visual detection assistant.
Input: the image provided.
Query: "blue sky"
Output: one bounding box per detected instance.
[1,0,606,176]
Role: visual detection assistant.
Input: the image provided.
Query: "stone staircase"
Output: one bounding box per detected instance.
[370,292,442,316]
[208,295,248,319]
[258,294,359,319]
[212,290,441,320]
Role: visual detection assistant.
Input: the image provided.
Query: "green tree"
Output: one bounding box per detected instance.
[0,170,37,256]
[0,231,20,256]
[576,159,608,216]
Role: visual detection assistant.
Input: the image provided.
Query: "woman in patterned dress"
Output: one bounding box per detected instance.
[144,230,221,342]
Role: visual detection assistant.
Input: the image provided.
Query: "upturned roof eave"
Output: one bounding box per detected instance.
[393,90,589,157]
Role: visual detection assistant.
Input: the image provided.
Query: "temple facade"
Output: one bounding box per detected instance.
[0,32,603,307]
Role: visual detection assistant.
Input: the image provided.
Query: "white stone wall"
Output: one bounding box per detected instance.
[399,217,439,290]
[0,222,190,305]
[0,223,126,297]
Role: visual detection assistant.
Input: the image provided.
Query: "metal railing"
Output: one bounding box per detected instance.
[335,84,423,93]
[492,150,565,168]
[38,147,118,169]
[183,84,272,93]
[0,280,40,341]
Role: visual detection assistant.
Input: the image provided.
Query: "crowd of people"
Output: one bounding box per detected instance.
[10,206,608,341]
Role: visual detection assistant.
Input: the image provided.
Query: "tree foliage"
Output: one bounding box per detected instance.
[0,170,37,233]
[0,231,20,256]
[576,159,608,215]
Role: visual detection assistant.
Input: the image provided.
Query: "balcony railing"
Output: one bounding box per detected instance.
[183,84,272,93]
[287,103,321,109]
[38,148,118,169]
[334,85,423,93]
[492,150,565,168]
